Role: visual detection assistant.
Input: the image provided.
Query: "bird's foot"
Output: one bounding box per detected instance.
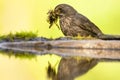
[72,35,97,40]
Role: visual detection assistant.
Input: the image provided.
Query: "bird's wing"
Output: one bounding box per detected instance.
[71,13,103,36]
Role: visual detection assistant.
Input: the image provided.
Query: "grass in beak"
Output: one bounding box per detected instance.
[47,9,60,29]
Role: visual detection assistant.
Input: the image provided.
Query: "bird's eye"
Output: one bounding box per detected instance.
[58,8,65,13]
[58,8,62,11]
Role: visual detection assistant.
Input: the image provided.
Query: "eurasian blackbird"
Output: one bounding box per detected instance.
[49,4,120,40]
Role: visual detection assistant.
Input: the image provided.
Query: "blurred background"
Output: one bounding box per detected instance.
[0,0,120,80]
[0,0,120,38]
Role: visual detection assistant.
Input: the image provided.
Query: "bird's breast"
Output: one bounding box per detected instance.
[59,17,76,36]
[60,17,72,26]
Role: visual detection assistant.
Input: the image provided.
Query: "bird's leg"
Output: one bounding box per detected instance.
[72,34,97,40]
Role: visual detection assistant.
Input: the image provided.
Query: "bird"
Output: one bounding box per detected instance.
[50,4,120,40]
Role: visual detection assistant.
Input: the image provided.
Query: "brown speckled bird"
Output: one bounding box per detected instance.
[54,4,103,38]
[49,4,120,40]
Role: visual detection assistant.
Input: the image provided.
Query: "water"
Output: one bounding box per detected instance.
[0,47,120,80]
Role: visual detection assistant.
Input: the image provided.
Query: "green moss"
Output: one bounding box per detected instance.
[0,31,38,41]
[0,50,36,59]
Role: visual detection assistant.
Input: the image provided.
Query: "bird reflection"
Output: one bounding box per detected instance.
[47,56,98,80]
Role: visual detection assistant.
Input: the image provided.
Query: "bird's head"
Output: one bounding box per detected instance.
[47,4,77,29]
[54,4,77,17]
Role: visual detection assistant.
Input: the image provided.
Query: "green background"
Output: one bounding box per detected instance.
[0,0,120,38]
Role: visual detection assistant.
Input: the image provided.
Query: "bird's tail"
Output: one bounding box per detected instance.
[98,34,120,40]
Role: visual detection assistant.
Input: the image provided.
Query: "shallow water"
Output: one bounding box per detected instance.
[0,50,120,80]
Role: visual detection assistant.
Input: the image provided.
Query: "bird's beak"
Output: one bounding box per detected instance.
[54,9,65,17]
[54,9,60,16]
